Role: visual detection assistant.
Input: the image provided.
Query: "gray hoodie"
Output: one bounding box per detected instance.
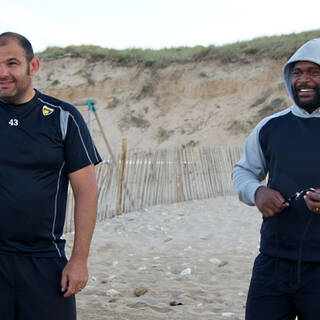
[233,38,320,206]
[284,38,320,103]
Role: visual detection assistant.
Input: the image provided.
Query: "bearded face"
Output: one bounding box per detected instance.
[291,61,320,113]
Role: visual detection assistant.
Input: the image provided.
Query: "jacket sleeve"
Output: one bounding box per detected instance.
[232,123,267,206]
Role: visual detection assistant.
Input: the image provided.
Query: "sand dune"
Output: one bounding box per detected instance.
[35,56,288,154]
[65,196,261,320]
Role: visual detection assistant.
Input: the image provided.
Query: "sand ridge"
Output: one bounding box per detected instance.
[35,57,289,156]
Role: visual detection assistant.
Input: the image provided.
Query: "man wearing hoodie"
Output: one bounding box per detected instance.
[233,38,320,319]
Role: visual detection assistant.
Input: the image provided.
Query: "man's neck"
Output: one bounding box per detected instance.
[0,89,35,105]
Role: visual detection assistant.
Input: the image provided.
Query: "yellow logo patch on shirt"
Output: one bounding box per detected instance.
[42,105,54,116]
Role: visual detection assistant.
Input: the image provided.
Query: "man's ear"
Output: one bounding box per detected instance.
[29,56,40,76]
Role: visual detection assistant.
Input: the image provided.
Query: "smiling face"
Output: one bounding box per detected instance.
[291,61,320,113]
[0,39,39,104]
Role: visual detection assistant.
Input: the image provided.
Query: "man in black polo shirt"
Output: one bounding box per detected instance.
[0,32,102,319]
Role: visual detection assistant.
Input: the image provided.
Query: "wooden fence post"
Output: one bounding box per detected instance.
[117,139,127,215]
[177,142,185,202]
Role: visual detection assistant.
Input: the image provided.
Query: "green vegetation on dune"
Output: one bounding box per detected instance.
[38,45,206,65]
[210,30,320,62]
[37,29,320,65]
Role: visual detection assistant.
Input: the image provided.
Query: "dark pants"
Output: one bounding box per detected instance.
[0,255,76,320]
[246,253,320,320]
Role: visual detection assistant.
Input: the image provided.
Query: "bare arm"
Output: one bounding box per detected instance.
[61,164,98,297]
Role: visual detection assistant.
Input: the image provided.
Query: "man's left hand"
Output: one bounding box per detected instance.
[304,188,320,214]
[61,257,88,297]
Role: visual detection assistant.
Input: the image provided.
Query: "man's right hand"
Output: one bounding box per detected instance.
[255,186,289,218]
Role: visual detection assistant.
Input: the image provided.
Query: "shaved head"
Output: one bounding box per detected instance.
[0,32,34,62]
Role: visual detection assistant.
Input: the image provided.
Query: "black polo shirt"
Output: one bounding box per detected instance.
[0,90,102,257]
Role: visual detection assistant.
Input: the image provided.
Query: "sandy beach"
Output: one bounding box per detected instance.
[64,195,261,320]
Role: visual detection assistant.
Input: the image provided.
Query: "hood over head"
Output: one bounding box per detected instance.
[283,38,320,104]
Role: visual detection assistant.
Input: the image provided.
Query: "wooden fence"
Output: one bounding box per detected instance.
[63,145,243,233]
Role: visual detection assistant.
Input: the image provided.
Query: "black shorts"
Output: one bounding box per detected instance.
[0,255,76,320]
[246,253,320,320]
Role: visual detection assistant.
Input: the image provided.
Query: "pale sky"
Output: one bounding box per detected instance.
[2,0,320,53]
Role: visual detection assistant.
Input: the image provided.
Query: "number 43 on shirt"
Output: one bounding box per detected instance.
[9,119,19,126]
